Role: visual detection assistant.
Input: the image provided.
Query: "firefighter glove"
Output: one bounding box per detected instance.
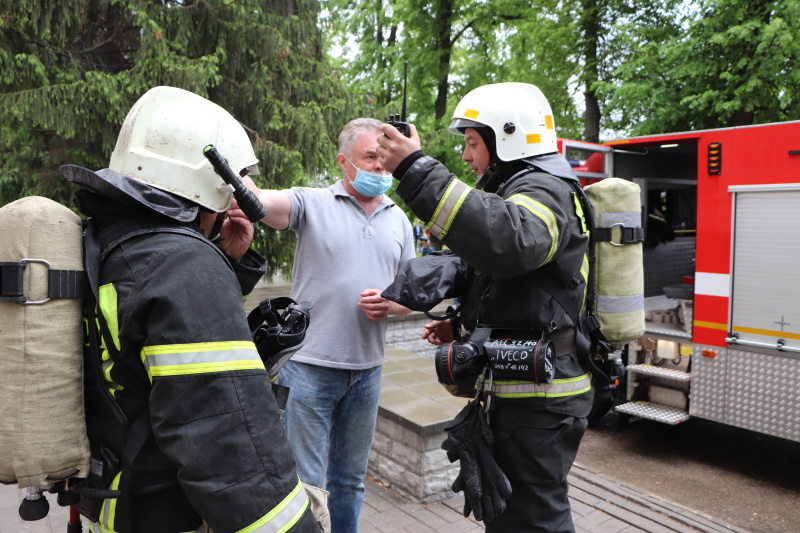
[441,399,512,522]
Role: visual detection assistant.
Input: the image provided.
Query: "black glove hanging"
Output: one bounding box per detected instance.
[441,392,512,522]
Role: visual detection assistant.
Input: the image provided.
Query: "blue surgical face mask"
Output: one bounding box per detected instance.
[345,156,392,197]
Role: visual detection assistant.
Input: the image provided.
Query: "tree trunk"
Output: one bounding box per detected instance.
[581,0,602,143]
[276,0,296,16]
[433,0,455,121]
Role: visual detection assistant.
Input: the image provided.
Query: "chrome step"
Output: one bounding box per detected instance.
[644,321,692,339]
[627,364,691,382]
[615,402,690,425]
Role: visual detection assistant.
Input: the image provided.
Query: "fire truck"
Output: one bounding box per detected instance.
[559,121,800,443]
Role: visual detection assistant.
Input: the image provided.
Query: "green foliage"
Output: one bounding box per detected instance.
[0,0,353,277]
[321,0,574,179]
[319,0,637,173]
[324,0,800,149]
[602,0,800,135]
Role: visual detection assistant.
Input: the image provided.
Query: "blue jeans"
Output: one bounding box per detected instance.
[279,360,382,533]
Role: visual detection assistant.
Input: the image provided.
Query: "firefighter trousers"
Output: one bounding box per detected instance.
[485,407,588,533]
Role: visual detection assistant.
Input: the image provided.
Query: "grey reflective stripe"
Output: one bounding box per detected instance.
[142,341,265,380]
[428,179,472,239]
[597,293,644,313]
[596,211,640,228]
[97,472,121,532]
[485,373,592,398]
[240,477,309,533]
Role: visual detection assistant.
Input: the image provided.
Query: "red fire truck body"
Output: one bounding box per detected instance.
[559,121,800,442]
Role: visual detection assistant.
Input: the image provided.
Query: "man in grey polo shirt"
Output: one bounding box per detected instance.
[250,118,415,532]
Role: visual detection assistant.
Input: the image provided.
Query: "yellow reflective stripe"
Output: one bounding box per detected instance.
[486,373,592,398]
[695,320,727,331]
[579,254,589,286]
[508,194,559,266]
[580,253,589,314]
[733,325,800,341]
[98,283,120,351]
[427,179,472,240]
[102,359,114,382]
[142,341,265,381]
[572,192,588,234]
[101,358,123,397]
[239,477,309,533]
[94,300,124,398]
[96,471,121,533]
[89,522,114,533]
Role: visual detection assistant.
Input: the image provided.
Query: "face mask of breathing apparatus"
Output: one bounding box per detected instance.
[344,156,392,197]
[434,327,556,397]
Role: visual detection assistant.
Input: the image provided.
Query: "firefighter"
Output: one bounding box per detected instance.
[64,87,320,533]
[377,82,593,532]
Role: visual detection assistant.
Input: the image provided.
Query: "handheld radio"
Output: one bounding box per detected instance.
[386,61,410,137]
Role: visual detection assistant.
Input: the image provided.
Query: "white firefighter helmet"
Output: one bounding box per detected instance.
[448,82,557,161]
[109,86,258,213]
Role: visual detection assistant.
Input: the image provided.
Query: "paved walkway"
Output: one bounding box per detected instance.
[1,463,748,533]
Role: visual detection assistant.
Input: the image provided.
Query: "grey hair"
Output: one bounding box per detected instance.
[338,118,383,157]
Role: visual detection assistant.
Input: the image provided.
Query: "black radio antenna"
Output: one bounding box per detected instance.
[400,61,408,123]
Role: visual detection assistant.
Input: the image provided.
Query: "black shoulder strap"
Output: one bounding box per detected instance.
[495,169,617,417]
[562,180,617,417]
[81,220,201,531]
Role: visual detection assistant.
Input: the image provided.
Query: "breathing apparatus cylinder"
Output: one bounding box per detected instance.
[434,328,555,397]
[0,197,91,490]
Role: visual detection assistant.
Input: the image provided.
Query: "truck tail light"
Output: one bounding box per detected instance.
[708,142,721,175]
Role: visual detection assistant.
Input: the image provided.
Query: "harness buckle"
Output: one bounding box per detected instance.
[20,259,53,305]
[1,259,53,305]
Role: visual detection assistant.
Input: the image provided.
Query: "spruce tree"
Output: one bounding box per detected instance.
[0,0,352,274]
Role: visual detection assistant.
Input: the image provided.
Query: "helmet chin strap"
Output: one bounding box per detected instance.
[476,162,498,190]
[209,212,227,243]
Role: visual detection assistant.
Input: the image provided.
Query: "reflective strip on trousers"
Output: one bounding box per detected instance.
[484,373,592,398]
[142,341,265,382]
[508,193,559,266]
[597,293,644,313]
[427,179,472,239]
[239,477,310,533]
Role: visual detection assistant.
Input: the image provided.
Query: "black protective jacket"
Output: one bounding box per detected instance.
[72,178,317,533]
[392,154,593,416]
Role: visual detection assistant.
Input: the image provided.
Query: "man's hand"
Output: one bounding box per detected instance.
[215,205,254,261]
[377,123,422,174]
[422,319,454,345]
[358,289,393,321]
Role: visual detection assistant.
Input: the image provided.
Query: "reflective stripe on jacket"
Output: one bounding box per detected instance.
[89,215,316,533]
[396,156,594,416]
